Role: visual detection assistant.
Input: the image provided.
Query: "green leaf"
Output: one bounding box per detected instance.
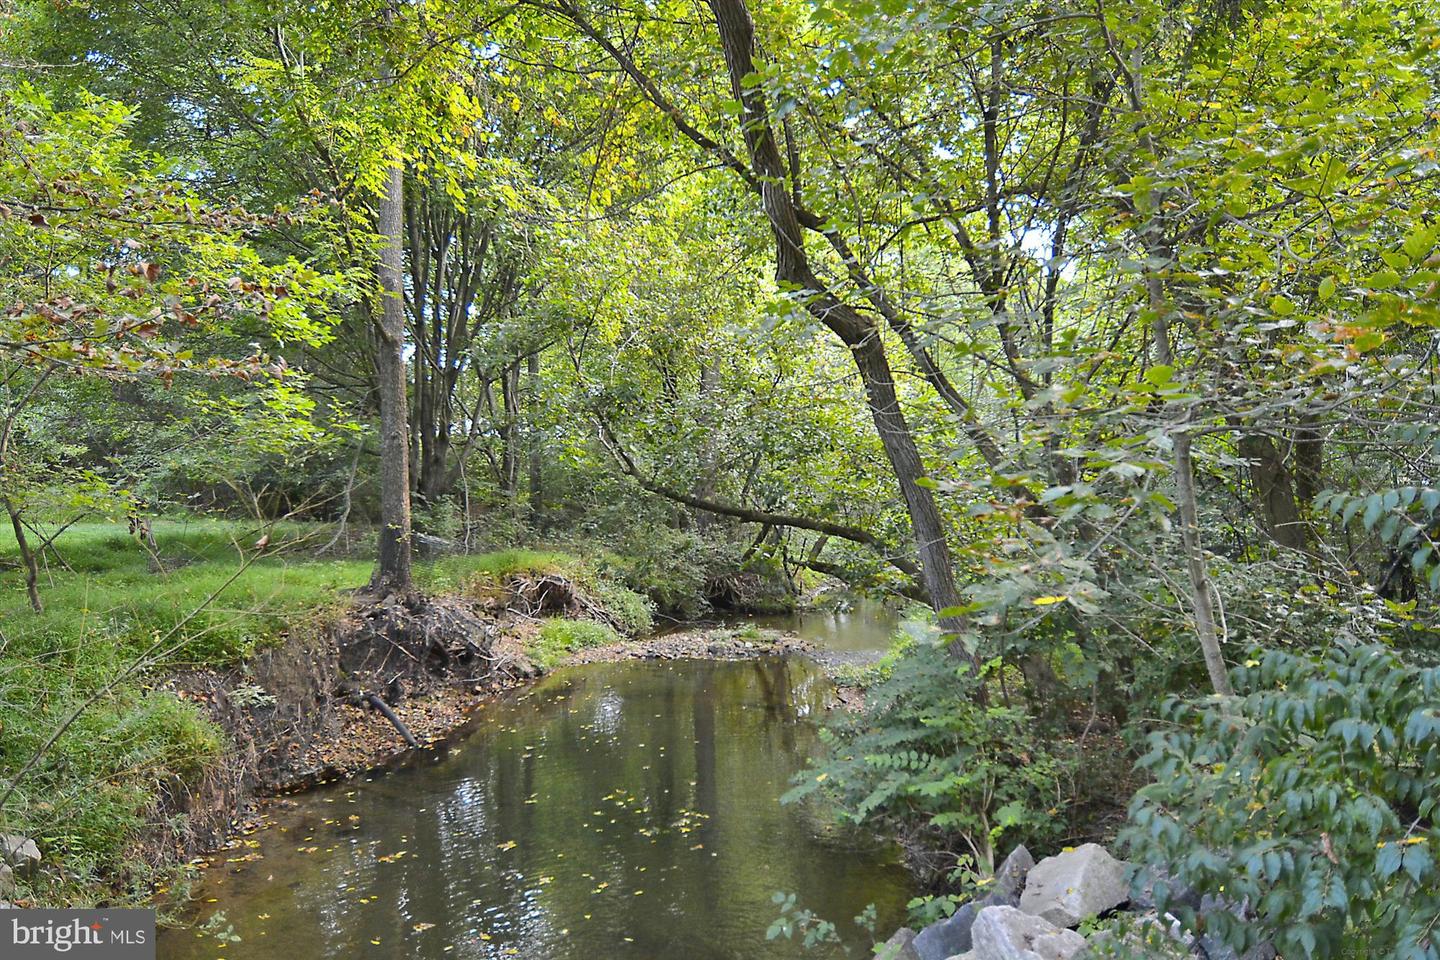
[1270,294,1297,316]
[1368,268,1403,290]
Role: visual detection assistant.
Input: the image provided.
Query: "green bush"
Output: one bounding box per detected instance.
[591,528,731,617]
[529,617,622,669]
[785,642,1072,879]
[588,578,655,636]
[1122,644,1440,960]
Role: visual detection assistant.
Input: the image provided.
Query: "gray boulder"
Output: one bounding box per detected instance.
[914,846,1037,960]
[1192,893,1276,960]
[969,905,1088,960]
[0,835,40,878]
[1194,936,1277,960]
[0,863,14,898]
[1020,843,1130,928]
[914,902,983,960]
[992,845,1037,905]
[1129,864,1193,912]
[878,927,923,960]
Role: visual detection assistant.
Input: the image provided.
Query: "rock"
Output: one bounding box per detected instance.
[0,863,13,898]
[1085,913,1192,959]
[1019,843,1130,928]
[992,845,1036,905]
[914,902,983,960]
[1192,893,1276,960]
[877,927,923,960]
[1194,932,1277,960]
[1129,864,1198,912]
[413,532,456,557]
[0,836,38,878]
[913,846,1037,960]
[969,905,1088,960]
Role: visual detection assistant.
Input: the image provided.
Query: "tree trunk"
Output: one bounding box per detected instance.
[705,0,970,657]
[1292,414,1324,507]
[1175,433,1233,696]
[1238,433,1306,551]
[527,351,544,523]
[1147,267,1231,697]
[4,496,41,613]
[500,360,520,502]
[371,158,414,594]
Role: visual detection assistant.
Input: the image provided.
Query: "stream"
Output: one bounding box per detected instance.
[160,611,913,959]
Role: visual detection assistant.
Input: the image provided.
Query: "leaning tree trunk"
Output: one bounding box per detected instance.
[3,497,41,612]
[1174,433,1233,696]
[705,0,971,658]
[1146,267,1232,697]
[371,157,414,595]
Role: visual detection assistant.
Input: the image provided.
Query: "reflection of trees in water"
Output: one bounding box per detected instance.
[691,665,722,930]
[176,659,912,960]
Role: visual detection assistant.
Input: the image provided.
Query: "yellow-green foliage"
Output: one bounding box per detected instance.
[424,548,579,596]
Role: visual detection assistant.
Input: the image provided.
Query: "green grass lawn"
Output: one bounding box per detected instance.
[0,519,368,901]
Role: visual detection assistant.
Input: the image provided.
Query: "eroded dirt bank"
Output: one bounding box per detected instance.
[143,580,817,902]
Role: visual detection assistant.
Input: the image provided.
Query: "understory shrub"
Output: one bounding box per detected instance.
[785,642,1072,881]
[587,578,655,636]
[591,527,735,618]
[529,617,622,669]
[1122,644,1440,960]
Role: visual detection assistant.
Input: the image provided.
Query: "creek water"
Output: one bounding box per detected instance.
[751,600,902,654]
[159,620,913,960]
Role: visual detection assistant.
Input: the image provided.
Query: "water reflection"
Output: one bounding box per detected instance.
[753,601,901,653]
[160,659,911,960]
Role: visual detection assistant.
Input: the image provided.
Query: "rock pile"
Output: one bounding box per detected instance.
[0,834,41,906]
[879,843,1273,960]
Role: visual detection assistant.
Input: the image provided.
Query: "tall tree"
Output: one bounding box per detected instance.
[372,155,414,592]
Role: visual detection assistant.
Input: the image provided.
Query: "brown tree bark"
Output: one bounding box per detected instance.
[1292,414,1324,507]
[704,0,970,654]
[4,497,41,613]
[1239,433,1307,551]
[371,157,414,594]
[527,351,544,523]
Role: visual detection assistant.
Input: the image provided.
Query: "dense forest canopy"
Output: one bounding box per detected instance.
[3,0,1440,956]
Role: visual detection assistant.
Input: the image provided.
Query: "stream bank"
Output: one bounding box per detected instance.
[159,655,912,960]
[138,578,839,916]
